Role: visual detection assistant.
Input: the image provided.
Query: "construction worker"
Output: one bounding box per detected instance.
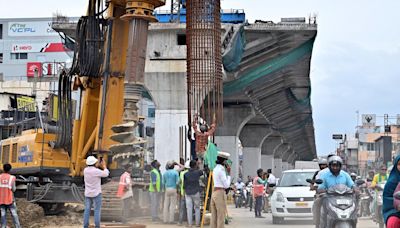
[0,163,20,228]
[116,164,133,224]
[149,160,162,222]
[184,160,203,227]
[192,114,216,159]
[211,151,231,228]
[83,156,110,228]
[163,161,179,224]
[253,169,267,218]
[178,160,190,226]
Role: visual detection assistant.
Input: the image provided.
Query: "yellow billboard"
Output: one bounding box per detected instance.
[17,96,35,111]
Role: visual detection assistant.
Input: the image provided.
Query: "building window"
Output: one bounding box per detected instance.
[367,143,375,151]
[11,53,28,60]
[148,107,155,118]
[0,53,3,63]
[0,24,2,39]
[177,34,186,45]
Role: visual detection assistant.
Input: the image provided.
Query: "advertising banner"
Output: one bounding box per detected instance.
[26,62,42,77]
[12,43,67,53]
[17,96,35,111]
[8,21,57,37]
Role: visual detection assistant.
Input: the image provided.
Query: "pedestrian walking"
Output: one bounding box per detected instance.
[163,161,179,224]
[149,160,162,222]
[184,160,203,227]
[253,168,267,218]
[0,163,20,228]
[178,160,190,226]
[211,151,231,228]
[116,164,133,223]
[83,156,110,228]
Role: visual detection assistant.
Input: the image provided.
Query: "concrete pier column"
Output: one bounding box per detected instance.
[239,116,272,179]
[274,158,283,178]
[261,155,274,172]
[242,147,261,178]
[281,161,289,171]
[215,104,255,180]
[145,72,189,171]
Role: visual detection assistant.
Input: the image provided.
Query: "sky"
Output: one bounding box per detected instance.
[1,0,400,155]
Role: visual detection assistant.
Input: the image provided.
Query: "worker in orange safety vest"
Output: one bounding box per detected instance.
[116,164,133,224]
[0,163,21,228]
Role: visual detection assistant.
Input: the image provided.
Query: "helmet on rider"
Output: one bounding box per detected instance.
[328,155,343,176]
[350,172,357,181]
[318,158,328,170]
[237,178,242,183]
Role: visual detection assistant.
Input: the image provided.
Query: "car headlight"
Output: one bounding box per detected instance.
[276,192,285,202]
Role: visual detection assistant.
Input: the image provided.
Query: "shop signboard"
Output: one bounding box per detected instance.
[8,21,57,37]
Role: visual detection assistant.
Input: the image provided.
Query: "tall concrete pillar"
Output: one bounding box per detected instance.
[215,104,255,180]
[242,147,261,178]
[239,117,272,178]
[274,158,283,178]
[145,72,190,171]
[282,161,289,171]
[261,155,274,172]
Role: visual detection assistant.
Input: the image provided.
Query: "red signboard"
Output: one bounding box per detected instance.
[26,62,42,77]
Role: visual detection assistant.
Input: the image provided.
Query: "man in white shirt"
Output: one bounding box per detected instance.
[267,169,276,185]
[211,151,231,228]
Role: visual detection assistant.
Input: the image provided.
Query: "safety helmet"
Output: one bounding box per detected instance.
[318,158,328,165]
[350,172,357,177]
[328,155,343,166]
[184,160,191,169]
[199,124,208,132]
[237,178,242,183]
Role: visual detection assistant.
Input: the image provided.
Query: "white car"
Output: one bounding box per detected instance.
[270,169,318,224]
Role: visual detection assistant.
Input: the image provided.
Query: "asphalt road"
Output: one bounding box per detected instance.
[130,204,378,228]
[223,205,377,228]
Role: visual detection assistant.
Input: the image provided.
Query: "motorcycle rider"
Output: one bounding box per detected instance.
[350,172,357,182]
[371,165,388,189]
[310,158,328,228]
[317,156,355,228]
[371,165,388,224]
[234,178,246,208]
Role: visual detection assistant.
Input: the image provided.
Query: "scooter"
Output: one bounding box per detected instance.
[373,182,385,228]
[234,189,245,208]
[319,180,363,228]
[358,186,371,217]
[245,183,253,210]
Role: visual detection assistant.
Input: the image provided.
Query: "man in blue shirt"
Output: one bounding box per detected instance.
[163,161,179,224]
[317,155,354,228]
[317,156,354,192]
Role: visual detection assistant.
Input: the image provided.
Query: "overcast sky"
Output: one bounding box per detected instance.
[1,0,399,155]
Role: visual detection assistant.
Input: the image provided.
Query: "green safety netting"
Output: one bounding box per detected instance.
[222,25,246,72]
[223,37,316,95]
[286,87,311,106]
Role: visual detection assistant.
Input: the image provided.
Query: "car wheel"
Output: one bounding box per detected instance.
[272,216,284,224]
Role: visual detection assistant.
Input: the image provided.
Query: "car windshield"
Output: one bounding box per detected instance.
[279,172,315,187]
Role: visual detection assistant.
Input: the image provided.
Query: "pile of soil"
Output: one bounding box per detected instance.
[32,204,84,227]
[5,200,84,227]
[13,198,45,227]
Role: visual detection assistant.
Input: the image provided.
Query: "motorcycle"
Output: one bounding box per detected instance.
[358,187,371,217]
[373,182,385,228]
[319,180,362,228]
[245,183,253,210]
[234,189,245,208]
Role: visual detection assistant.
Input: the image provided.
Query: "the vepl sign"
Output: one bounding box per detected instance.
[8,21,57,37]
